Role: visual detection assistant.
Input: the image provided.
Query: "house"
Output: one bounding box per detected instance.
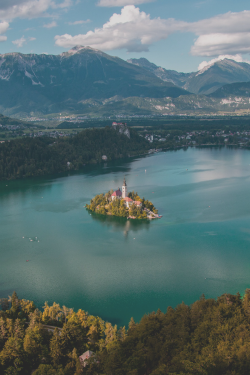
[111,188,122,201]
[79,350,95,367]
[102,155,108,161]
[134,201,142,208]
[123,197,133,208]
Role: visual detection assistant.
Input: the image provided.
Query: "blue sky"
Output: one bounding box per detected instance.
[0,0,250,72]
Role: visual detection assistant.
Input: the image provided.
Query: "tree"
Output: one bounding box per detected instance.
[128,317,136,331]
[50,328,63,366]
[104,323,118,350]
[33,364,65,375]
[0,337,24,373]
[9,292,19,317]
[62,305,69,324]
[0,299,9,312]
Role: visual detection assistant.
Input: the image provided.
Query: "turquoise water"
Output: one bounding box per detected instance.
[1,147,250,326]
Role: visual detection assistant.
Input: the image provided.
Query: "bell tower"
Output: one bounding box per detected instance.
[122,177,127,199]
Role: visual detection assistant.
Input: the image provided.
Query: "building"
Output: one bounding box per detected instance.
[134,201,142,208]
[123,197,133,208]
[102,155,108,161]
[79,350,95,367]
[122,178,128,199]
[111,188,122,201]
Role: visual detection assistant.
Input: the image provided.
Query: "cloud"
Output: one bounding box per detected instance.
[55,6,250,57]
[12,35,36,47]
[68,19,91,25]
[55,5,183,52]
[191,32,250,56]
[97,0,155,6]
[0,21,9,34]
[12,35,26,47]
[43,20,57,28]
[188,10,250,56]
[198,54,250,71]
[0,21,9,42]
[0,0,72,21]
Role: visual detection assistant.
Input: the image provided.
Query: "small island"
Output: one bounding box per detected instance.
[86,178,161,219]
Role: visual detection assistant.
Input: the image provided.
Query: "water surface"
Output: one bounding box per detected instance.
[1,147,250,325]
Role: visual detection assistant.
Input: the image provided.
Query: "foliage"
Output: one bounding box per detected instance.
[3,290,250,374]
[0,127,149,181]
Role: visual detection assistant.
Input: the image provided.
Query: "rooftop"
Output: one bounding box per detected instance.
[123,197,133,202]
[111,189,122,197]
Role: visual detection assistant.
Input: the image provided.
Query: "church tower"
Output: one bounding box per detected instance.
[122,177,127,199]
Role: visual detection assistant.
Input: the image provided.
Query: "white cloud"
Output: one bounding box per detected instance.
[43,20,57,28]
[187,10,250,56]
[0,21,9,34]
[191,32,250,56]
[12,35,36,47]
[68,19,91,25]
[0,0,72,21]
[0,36,7,42]
[51,6,250,58]
[198,54,250,71]
[12,35,26,47]
[97,0,155,7]
[55,5,183,52]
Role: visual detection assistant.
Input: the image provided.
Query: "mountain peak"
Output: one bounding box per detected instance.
[61,45,101,57]
[127,57,158,72]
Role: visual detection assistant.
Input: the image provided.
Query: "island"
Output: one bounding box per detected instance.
[86,178,161,219]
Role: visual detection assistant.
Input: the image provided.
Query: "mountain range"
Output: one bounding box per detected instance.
[0,46,187,117]
[127,58,250,95]
[0,46,250,118]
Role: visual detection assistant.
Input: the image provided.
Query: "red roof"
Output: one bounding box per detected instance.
[134,201,142,205]
[111,189,122,197]
[123,197,133,202]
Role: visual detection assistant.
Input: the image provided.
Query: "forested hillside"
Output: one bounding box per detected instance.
[0,127,149,180]
[1,290,250,374]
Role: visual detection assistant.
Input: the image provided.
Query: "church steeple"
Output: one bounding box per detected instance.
[122,177,127,198]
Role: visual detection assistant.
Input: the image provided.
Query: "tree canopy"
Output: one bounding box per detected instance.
[2,290,250,374]
[0,127,149,181]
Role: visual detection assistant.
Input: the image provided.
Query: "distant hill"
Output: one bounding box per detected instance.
[127,58,250,95]
[209,81,250,98]
[0,46,188,117]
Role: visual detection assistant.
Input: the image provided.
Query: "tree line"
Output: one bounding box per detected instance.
[2,290,250,374]
[0,128,149,181]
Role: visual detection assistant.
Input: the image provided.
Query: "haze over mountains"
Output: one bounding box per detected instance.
[0,45,250,118]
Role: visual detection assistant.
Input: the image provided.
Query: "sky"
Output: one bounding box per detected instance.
[0,0,250,72]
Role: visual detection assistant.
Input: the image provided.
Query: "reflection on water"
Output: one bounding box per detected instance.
[90,211,150,237]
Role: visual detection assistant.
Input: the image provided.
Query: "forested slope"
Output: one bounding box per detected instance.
[1,291,250,374]
[0,128,149,180]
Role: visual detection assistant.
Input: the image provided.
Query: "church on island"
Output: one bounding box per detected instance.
[111,178,142,209]
[86,178,161,219]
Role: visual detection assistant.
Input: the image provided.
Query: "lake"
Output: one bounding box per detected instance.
[1,147,250,326]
